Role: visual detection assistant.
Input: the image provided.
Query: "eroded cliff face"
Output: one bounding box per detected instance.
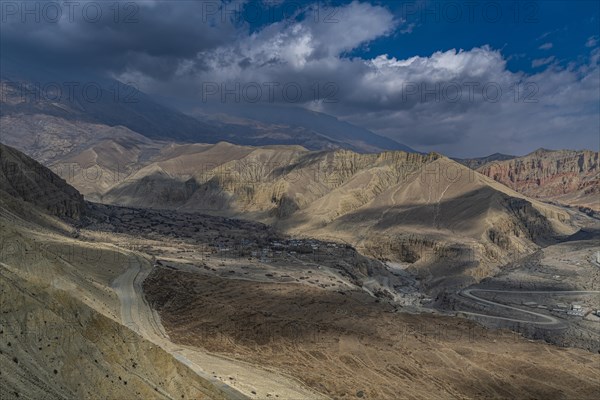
[208,149,440,216]
[102,146,439,219]
[0,143,86,219]
[477,149,599,210]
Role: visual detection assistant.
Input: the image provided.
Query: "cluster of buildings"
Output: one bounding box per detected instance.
[523,301,596,318]
[205,237,351,264]
[551,303,588,317]
[566,304,586,317]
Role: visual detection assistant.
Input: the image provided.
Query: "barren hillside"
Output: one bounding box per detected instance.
[92,143,577,289]
[1,143,598,400]
[477,149,599,211]
[143,267,600,400]
[0,145,231,399]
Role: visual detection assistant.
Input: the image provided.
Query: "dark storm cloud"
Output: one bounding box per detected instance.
[0,0,241,77]
[1,0,598,157]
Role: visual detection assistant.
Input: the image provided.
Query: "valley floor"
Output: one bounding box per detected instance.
[143,265,600,400]
[93,205,600,399]
[2,203,599,399]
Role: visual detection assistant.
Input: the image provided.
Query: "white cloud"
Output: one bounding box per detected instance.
[586,36,598,48]
[532,56,556,68]
[113,1,599,157]
[539,42,553,50]
[341,52,599,156]
[199,0,397,70]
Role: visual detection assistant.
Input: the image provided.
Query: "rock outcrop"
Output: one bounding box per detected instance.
[477,149,599,211]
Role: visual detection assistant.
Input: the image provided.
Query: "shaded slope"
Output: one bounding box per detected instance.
[0,143,85,219]
[0,68,219,143]
[1,61,414,153]
[194,104,415,153]
[143,266,600,400]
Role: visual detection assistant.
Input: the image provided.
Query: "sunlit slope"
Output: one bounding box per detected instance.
[97,144,576,287]
[0,266,226,400]
[0,143,227,399]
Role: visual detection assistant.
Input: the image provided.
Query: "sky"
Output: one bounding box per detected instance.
[1,0,599,157]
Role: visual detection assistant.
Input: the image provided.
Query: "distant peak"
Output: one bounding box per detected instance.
[529,148,553,155]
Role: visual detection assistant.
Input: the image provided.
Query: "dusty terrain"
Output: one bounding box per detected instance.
[77,202,600,399]
[0,203,236,399]
[439,235,600,352]
[0,145,325,399]
[0,264,227,400]
[15,139,581,292]
[143,266,600,400]
[1,143,599,399]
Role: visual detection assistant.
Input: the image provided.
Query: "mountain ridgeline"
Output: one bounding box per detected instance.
[35,140,577,289]
[0,59,413,153]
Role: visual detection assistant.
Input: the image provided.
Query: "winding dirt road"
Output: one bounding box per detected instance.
[111,255,247,399]
[111,253,328,400]
[457,288,600,327]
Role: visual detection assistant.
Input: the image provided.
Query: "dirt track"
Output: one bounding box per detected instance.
[457,288,600,327]
[143,266,600,400]
[111,254,327,400]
